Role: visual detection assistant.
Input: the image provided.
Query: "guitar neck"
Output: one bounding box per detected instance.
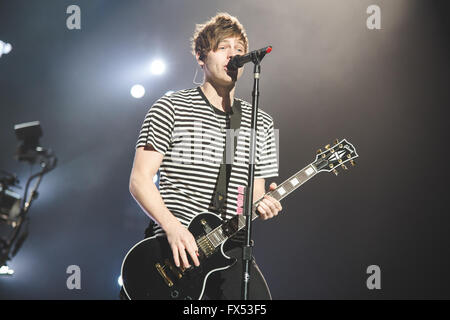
[206,163,319,248]
[252,163,319,218]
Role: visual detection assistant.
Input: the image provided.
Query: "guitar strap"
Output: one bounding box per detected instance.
[208,99,242,220]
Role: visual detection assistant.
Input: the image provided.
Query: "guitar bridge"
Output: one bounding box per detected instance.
[196,235,215,257]
[155,263,174,287]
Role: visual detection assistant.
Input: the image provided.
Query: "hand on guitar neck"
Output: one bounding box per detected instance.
[254,181,283,220]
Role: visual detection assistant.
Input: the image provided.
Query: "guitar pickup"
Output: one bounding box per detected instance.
[155,263,174,287]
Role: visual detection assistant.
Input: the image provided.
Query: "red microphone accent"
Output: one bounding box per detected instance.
[266,46,272,53]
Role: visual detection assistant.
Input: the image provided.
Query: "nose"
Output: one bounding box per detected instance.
[231,47,241,57]
[227,49,234,59]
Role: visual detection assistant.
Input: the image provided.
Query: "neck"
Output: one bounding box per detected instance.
[200,81,235,113]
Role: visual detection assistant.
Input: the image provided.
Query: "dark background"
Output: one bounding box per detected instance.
[0,0,449,299]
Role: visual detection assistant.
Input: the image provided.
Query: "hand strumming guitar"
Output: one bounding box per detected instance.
[164,219,201,269]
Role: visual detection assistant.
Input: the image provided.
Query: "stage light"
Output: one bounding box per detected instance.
[118,275,123,286]
[0,40,12,58]
[130,84,145,99]
[150,59,166,75]
[0,265,14,275]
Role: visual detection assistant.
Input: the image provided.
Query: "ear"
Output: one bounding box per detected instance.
[195,51,205,69]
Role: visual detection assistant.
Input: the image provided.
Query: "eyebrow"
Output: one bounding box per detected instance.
[219,39,245,47]
[217,40,245,50]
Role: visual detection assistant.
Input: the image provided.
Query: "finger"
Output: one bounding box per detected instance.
[257,203,268,220]
[271,197,282,211]
[259,210,268,220]
[257,203,266,216]
[263,197,277,214]
[171,245,180,267]
[185,240,200,267]
[178,246,190,268]
[187,247,200,267]
[259,201,275,218]
[269,182,277,190]
[185,235,200,267]
[265,195,282,212]
[264,196,283,211]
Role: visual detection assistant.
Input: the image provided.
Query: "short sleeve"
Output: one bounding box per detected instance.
[135,96,175,155]
[254,116,279,179]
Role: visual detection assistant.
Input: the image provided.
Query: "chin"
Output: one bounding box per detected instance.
[216,77,236,87]
[225,73,239,84]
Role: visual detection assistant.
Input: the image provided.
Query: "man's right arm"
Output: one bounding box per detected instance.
[129,146,200,268]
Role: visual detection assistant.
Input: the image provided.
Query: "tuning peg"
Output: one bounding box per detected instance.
[316,148,322,154]
[350,160,356,166]
[341,164,348,170]
[325,144,331,149]
[334,139,339,145]
[332,169,339,176]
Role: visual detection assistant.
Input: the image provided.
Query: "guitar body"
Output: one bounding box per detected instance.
[121,212,237,300]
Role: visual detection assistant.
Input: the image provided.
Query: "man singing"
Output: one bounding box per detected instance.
[126,12,281,300]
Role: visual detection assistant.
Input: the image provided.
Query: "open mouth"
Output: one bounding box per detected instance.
[224,67,238,81]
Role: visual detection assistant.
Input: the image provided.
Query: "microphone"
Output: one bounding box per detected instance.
[227,46,272,70]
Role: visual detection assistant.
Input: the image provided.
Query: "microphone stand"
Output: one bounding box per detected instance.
[241,50,268,300]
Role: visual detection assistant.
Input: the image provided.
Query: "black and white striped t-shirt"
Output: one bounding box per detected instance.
[136,87,278,237]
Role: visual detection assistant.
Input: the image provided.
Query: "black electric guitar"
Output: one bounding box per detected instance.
[121,138,358,300]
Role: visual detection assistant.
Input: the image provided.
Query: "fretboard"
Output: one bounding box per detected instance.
[206,163,319,248]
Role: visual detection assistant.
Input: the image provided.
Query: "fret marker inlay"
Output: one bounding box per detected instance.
[305,167,315,176]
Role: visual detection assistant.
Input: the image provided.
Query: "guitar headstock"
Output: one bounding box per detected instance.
[313,138,358,175]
